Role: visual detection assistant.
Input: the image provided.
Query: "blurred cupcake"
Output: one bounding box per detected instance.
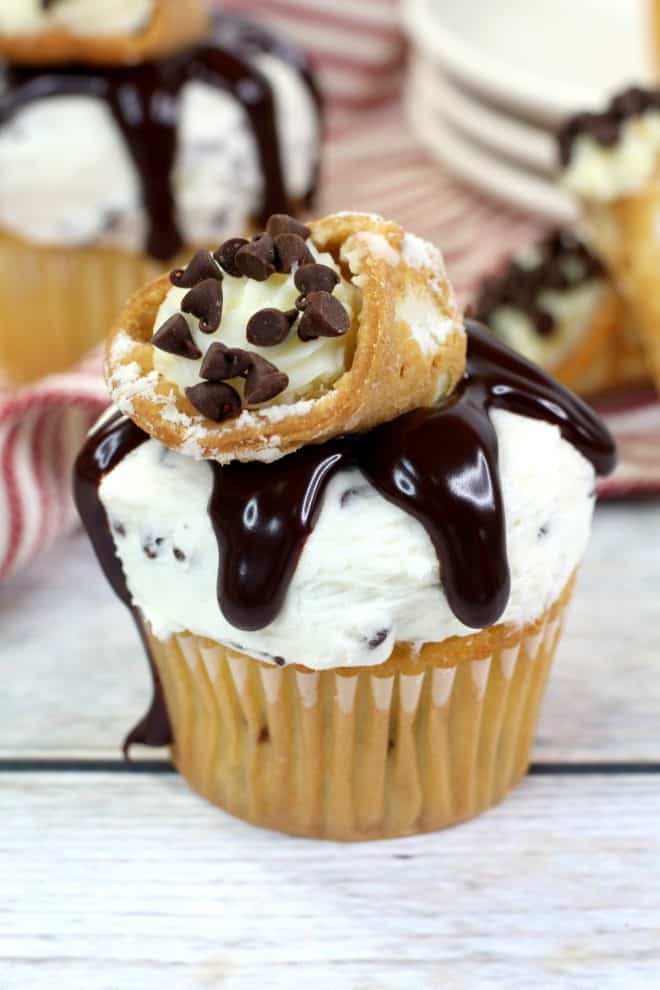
[0,10,321,384]
[75,211,616,840]
[559,87,660,394]
[475,228,648,399]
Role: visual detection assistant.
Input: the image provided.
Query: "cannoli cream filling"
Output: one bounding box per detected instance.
[490,280,606,371]
[562,112,660,202]
[152,240,361,402]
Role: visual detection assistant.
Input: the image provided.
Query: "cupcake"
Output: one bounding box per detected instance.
[559,86,660,394]
[475,228,649,399]
[75,211,616,840]
[0,10,321,385]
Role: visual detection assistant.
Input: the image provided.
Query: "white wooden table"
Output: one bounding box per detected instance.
[2,502,660,989]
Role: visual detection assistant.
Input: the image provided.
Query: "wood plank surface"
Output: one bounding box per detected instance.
[1,772,659,989]
[2,501,659,762]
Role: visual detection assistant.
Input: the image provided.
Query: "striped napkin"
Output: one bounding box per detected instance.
[1,4,658,582]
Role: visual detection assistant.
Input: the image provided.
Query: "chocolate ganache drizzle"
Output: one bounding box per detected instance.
[208,321,615,633]
[74,411,172,754]
[76,322,616,733]
[1,14,320,261]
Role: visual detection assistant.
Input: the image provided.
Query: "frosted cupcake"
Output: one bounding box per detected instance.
[475,228,648,399]
[75,212,616,840]
[0,11,320,384]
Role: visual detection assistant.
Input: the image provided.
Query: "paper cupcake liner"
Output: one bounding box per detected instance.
[0,229,175,386]
[145,584,572,840]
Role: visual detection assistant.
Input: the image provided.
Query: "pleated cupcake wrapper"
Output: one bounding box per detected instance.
[0,230,171,385]
[146,595,569,841]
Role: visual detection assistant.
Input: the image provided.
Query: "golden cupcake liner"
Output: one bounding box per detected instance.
[0,229,183,386]
[145,582,572,841]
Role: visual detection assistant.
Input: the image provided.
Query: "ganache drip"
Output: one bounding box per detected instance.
[74,412,171,754]
[208,321,616,632]
[77,321,617,682]
[2,14,320,261]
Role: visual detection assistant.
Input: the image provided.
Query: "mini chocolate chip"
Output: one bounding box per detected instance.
[246,307,296,347]
[185,381,241,422]
[244,354,289,406]
[200,342,253,381]
[181,279,223,334]
[151,314,202,360]
[294,263,340,296]
[273,656,286,667]
[112,521,127,538]
[534,310,555,337]
[274,233,314,273]
[258,726,270,744]
[171,250,222,288]
[298,291,350,341]
[266,214,311,239]
[173,547,186,562]
[236,235,276,281]
[143,536,163,560]
[214,237,249,277]
[368,628,390,649]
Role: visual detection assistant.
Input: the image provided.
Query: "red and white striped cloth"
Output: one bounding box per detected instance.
[218,0,406,110]
[2,6,659,582]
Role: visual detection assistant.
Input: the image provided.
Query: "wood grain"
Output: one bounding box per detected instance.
[1,772,659,988]
[2,501,659,762]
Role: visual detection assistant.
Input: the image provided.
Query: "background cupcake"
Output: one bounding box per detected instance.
[0,7,321,385]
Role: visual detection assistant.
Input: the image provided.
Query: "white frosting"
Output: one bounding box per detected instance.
[0,55,319,252]
[562,111,660,202]
[99,409,596,671]
[490,280,606,372]
[0,0,153,36]
[153,240,360,401]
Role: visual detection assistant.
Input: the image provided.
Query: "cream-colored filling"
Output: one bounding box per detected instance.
[153,240,361,403]
[0,0,153,36]
[562,111,660,202]
[490,280,605,371]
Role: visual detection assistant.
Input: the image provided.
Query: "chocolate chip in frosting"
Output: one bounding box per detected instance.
[246,307,297,347]
[170,250,222,288]
[200,342,253,382]
[214,237,249,277]
[367,628,390,649]
[185,381,241,422]
[151,314,202,360]
[298,291,350,341]
[235,235,276,281]
[266,214,311,240]
[182,279,223,334]
[274,233,314,273]
[244,354,289,406]
[294,263,340,297]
